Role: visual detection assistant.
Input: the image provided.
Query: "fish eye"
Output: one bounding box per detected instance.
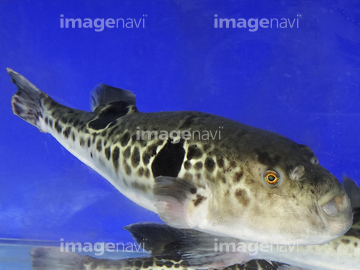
[310,156,319,165]
[263,170,280,187]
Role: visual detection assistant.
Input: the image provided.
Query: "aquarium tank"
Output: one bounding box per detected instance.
[0,0,360,269]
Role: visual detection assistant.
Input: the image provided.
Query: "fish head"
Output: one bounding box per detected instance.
[227,141,353,245]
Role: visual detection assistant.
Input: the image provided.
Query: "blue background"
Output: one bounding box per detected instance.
[0,0,360,244]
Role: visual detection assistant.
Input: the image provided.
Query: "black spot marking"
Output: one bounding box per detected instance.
[142,144,158,165]
[216,156,224,168]
[63,127,71,138]
[54,120,62,133]
[164,261,174,268]
[203,144,211,152]
[60,116,68,124]
[256,149,281,167]
[142,151,151,165]
[190,187,197,194]
[155,260,173,267]
[90,152,93,158]
[124,162,132,175]
[87,138,91,148]
[49,119,53,127]
[80,137,84,146]
[341,239,350,244]
[120,132,130,147]
[73,119,80,127]
[71,132,76,141]
[105,147,111,160]
[194,161,203,170]
[137,167,144,177]
[96,139,102,152]
[45,117,48,124]
[139,139,147,147]
[112,146,120,172]
[144,168,150,178]
[234,171,243,182]
[131,147,140,168]
[205,157,215,172]
[230,161,237,168]
[123,146,131,159]
[235,188,249,206]
[131,134,137,143]
[193,194,206,206]
[187,145,203,160]
[184,160,192,170]
[152,139,185,178]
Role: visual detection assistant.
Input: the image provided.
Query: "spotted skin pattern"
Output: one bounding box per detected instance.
[8,68,352,246]
[31,247,286,270]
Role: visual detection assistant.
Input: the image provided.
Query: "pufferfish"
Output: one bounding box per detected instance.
[7,68,352,245]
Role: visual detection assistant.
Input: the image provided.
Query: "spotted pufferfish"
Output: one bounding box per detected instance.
[7,68,352,246]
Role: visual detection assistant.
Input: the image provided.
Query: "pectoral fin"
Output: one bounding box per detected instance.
[153,176,210,229]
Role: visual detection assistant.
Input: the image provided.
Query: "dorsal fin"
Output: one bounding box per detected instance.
[90,83,136,112]
[87,84,138,130]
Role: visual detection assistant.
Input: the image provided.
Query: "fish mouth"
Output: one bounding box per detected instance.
[319,191,350,216]
[308,188,353,245]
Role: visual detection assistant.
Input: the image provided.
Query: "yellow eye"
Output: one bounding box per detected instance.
[264,170,280,186]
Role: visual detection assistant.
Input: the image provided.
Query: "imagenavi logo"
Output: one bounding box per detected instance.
[213,14,301,32]
[60,14,147,32]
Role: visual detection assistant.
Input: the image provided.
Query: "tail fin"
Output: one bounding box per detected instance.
[31,247,88,270]
[7,68,48,132]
